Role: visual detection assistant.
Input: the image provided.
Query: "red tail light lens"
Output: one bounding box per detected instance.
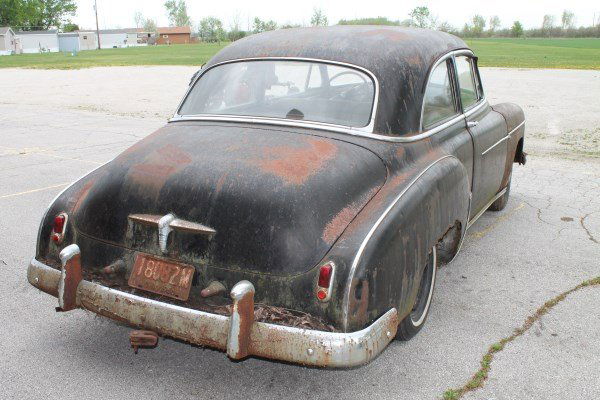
[51,213,68,244]
[53,214,66,233]
[318,263,333,288]
[316,262,335,302]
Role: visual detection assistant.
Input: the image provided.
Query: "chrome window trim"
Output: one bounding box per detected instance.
[419,57,461,131]
[342,155,457,330]
[170,52,487,143]
[171,56,380,133]
[419,49,488,130]
[454,53,480,111]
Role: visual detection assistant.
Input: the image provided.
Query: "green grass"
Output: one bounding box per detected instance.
[466,38,600,70]
[1,38,599,70]
[0,43,228,69]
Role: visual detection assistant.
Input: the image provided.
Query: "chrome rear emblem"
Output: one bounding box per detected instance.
[128,213,217,254]
[157,214,175,254]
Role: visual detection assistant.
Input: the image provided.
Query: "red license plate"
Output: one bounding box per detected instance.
[128,254,195,301]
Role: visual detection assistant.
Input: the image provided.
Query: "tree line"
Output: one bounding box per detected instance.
[153,3,600,42]
[1,0,599,40]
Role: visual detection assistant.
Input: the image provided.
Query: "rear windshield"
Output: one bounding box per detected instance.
[178,60,376,128]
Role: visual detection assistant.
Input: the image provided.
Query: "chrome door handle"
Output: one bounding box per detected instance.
[467,121,479,128]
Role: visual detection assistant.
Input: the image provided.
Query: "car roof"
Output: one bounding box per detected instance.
[205,26,469,135]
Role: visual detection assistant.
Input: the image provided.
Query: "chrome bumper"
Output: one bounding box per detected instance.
[27,247,398,367]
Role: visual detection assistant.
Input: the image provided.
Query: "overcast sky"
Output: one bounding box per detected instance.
[75,0,600,31]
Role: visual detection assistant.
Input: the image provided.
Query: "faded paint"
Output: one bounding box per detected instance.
[128,144,192,197]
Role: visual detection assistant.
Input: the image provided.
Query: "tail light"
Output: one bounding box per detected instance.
[51,213,68,244]
[316,261,335,302]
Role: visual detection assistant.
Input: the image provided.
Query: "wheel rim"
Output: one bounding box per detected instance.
[410,247,437,327]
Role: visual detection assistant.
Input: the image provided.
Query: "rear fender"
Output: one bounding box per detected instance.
[341,155,470,331]
[492,103,526,185]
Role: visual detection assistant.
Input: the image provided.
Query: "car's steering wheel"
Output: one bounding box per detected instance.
[328,71,367,85]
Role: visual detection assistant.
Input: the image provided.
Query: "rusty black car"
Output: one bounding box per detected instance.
[28,26,526,367]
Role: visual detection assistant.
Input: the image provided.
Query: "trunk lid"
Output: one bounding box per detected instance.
[74,123,386,276]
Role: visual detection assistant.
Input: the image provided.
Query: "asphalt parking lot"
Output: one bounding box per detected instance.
[1,67,599,400]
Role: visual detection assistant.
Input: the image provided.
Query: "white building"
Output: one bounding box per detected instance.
[0,27,19,55]
[15,30,59,53]
[98,28,149,49]
[58,31,97,52]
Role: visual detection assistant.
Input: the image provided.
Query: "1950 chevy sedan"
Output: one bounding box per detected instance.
[27,26,526,367]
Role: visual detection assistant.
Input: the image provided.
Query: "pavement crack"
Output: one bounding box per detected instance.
[580,213,599,244]
[522,200,553,225]
[442,276,600,400]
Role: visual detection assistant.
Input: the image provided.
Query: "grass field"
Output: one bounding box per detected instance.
[0,43,228,69]
[0,38,599,70]
[466,38,600,70]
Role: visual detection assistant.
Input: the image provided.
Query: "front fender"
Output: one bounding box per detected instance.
[338,155,470,331]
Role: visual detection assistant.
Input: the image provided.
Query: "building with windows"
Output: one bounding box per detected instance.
[156,26,191,45]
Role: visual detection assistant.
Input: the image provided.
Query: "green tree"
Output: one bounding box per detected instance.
[0,0,23,27]
[488,16,501,34]
[542,14,555,37]
[511,21,524,37]
[164,0,190,27]
[471,14,486,36]
[1,0,77,30]
[227,14,246,41]
[198,17,225,42]
[252,17,277,34]
[134,11,144,28]
[436,21,456,34]
[62,22,78,32]
[143,18,157,33]
[338,17,400,26]
[227,29,246,41]
[561,10,575,29]
[310,8,328,26]
[409,6,436,29]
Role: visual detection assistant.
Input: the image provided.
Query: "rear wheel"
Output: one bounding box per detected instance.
[489,173,512,212]
[396,247,437,341]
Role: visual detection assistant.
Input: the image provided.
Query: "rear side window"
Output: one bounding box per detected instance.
[422,60,457,128]
[455,56,479,109]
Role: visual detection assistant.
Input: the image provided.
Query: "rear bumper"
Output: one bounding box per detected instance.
[27,250,398,367]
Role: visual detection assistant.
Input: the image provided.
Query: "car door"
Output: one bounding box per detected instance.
[421,56,474,188]
[454,54,508,217]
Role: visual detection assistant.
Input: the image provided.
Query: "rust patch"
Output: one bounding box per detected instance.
[322,186,379,244]
[250,138,337,185]
[230,289,254,359]
[214,172,228,195]
[70,178,96,214]
[129,330,159,354]
[59,252,82,311]
[127,144,192,197]
[348,278,369,328]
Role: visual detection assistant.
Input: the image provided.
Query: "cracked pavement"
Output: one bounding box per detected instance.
[0,67,598,399]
